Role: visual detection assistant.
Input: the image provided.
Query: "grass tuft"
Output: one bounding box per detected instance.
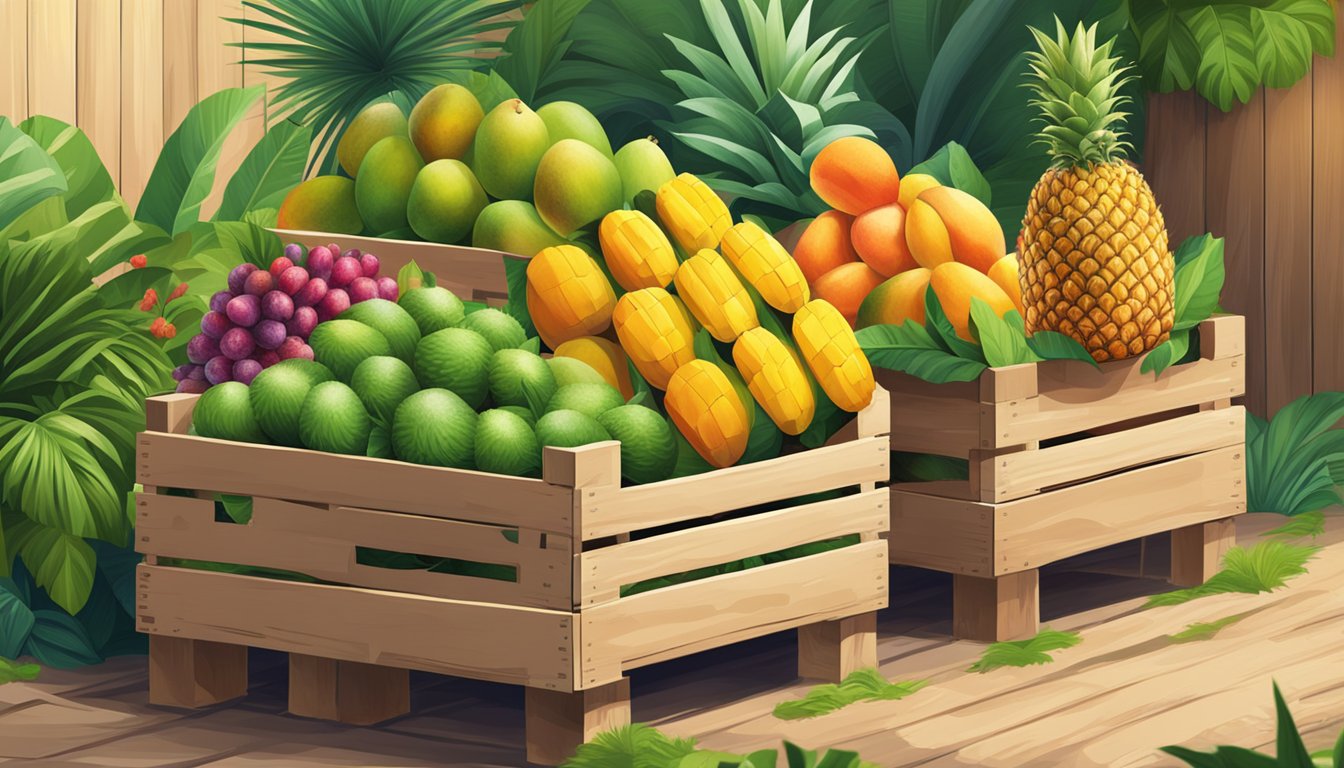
[772,669,927,721]
[1261,510,1326,541]
[967,628,1081,674]
[561,723,697,768]
[1145,541,1319,608]
[0,657,40,684]
[1169,614,1247,643]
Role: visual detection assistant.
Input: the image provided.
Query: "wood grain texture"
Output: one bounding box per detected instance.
[148,634,247,708]
[525,679,631,766]
[1313,23,1344,393]
[119,0,163,209]
[1142,90,1206,244]
[0,0,28,120]
[1171,517,1236,587]
[75,0,121,180]
[953,570,1039,642]
[144,392,197,433]
[137,564,578,690]
[1205,92,1266,418]
[797,612,877,682]
[196,0,244,219]
[162,0,197,136]
[27,0,77,123]
[287,654,410,726]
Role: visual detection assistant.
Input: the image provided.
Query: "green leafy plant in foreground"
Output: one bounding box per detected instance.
[1262,511,1326,541]
[773,668,927,720]
[968,628,1082,673]
[563,723,877,768]
[0,656,40,684]
[1145,541,1318,608]
[1248,394,1344,517]
[1162,682,1344,767]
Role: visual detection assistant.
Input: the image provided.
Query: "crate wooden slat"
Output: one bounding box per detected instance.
[881,315,1248,642]
[136,387,891,765]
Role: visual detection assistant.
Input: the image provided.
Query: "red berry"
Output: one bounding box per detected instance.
[376,277,399,301]
[130,254,148,269]
[359,252,380,277]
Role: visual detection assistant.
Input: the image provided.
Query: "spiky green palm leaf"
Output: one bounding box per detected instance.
[231,0,524,174]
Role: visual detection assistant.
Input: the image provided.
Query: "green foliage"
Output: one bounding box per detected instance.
[232,0,525,174]
[1145,541,1319,608]
[1261,511,1326,541]
[493,0,593,104]
[1132,1,1336,111]
[0,119,67,232]
[907,141,991,206]
[968,628,1082,673]
[562,723,878,768]
[772,669,927,720]
[216,118,313,221]
[1141,234,1225,375]
[0,656,40,684]
[1247,393,1344,517]
[1168,614,1246,643]
[1162,683,1342,767]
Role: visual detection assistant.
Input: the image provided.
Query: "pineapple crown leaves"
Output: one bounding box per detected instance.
[1025,18,1137,169]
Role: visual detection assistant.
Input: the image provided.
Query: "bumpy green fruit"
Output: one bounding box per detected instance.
[355,136,424,235]
[407,160,489,244]
[473,99,550,201]
[533,139,623,237]
[337,102,408,177]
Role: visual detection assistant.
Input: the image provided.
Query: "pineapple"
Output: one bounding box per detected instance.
[1019,20,1174,362]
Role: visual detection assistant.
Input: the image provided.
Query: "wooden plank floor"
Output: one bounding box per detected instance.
[2,512,1340,767]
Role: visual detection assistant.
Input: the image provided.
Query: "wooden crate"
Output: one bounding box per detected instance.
[880,315,1247,642]
[273,229,519,305]
[135,389,891,764]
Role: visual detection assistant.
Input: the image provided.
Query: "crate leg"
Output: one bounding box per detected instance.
[288,653,409,726]
[149,635,248,708]
[525,679,631,766]
[1170,518,1236,587]
[953,570,1039,642]
[797,612,877,682]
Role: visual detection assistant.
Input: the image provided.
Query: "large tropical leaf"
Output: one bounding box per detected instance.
[17,116,118,225]
[136,86,265,236]
[215,118,312,222]
[8,520,97,615]
[0,118,67,233]
[494,0,593,103]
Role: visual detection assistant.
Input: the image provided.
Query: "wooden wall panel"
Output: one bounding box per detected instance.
[1264,79,1315,416]
[198,0,247,219]
[76,0,122,183]
[1313,25,1344,394]
[162,0,198,136]
[1,0,30,121]
[1143,90,1207,244]
[120,0,164,209]
[28,0,78,124]
[1204,93,1267,419]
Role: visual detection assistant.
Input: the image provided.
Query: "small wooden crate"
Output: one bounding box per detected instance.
[880,315,1247,642]
[135,390,890,764]
[273,228,519,305]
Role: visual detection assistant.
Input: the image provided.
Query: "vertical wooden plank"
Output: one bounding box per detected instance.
[1263,78,1314,417]
[76,0,122,186]
[163,0,198,136]
[121,0,164,209]
[1313,21,1344,394]
[287,654,410,726]
[1171,518,1236,587]
[1142,90,1207,245]
[197,0,250,219]
[0,0,29,121]
[27,0,77,123]
[1206,92,1267,418]
[148,634,248,708]
[525,679,631,766]
[797,612,877,682]
[953,570,1039,643]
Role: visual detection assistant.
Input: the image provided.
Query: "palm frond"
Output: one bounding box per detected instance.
[1145,541,1319,608]
[1162,683,1328,768]
[967,628,1081,673]
[773,669,927,720]
[1248,393,1344,517]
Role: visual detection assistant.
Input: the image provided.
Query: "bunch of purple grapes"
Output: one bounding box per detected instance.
[174,242,398,393]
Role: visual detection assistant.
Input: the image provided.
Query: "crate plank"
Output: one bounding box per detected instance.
[580,436,889,539]
[288,654,410,726]
[137,432,575,534]
[578,489,889,607]
[580,542,888,686]
[889,493,995,576]
[1171,517,1236,587]
[953,570,1040,642]
[137,565,577,691]
[979,406,1246,502]
[884,389,982,457]
[525,679,631,766]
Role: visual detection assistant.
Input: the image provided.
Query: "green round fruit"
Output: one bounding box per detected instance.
[547,382,624,420]
[546,356,608,388]
[354,135,424,236]
[413,327,494,409]
[537,101,613,157]
[614,137,675,206]
[398,286,465,335]
[337,101,408,177]
[392,388,478,468]
[248,359,335,446]
[473,99,550,200]
[350,356,420,423]
[277,176,364,235]
[535,409,610,449]
[367,422,394,459]
[488,348,556,409]
[298,381,372,455]
[533,139,623,237]
[598,404,677,484]
[471,200,566,256]
[340,299,421,365]
[497,404,536,428]
[459,308,526,352]
[194,382,266,443]
[474,409,541,477]
[407,160,488,244]
[309,319,393,382]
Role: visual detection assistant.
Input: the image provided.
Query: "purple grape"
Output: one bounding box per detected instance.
[227,263,258,294]
[330,256,361,288]
[177,378,209,394]
[209,290,233,314]
[359,252,380,278]
[347,277,378,303]
[200,310,231,339]
[226,294,261,327]
[187,334,222,365]
[204,355,234,384]
[244,269,275,297]
[278,335,311,360]
[316,288,350,321]
[376,277,399,301]
[219,327,256,361]
[287,306,319,337]
[269,255,294,278]
[284,243,304,264]
[342,248,362,261]
[257,350,281,368]
[171,364,193,382]
[232,358,263,386]
[307,246,334,280]
[186,365,207,381]
[278,266,309,296]
[254,319,287,350]
[292,277,328,308]
[261,290,295,322]
[326,242,341,257]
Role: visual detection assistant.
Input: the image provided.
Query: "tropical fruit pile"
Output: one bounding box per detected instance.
[524,172,877,469]
[174,242,396,393]
[276,84,674,255]
[793,136,1020,341]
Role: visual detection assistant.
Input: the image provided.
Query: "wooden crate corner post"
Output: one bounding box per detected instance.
[525,678,631,766]
[797,612,877,682]
[952,570,1040,643]
[148,634,248,709]
[1170,518,1237,587]
[288,653,410,726]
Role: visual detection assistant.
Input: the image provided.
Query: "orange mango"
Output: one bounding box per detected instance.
[812,262,887,328]
[905,187,1006,273]
[856,268,932,329]
[929,262,1015,341]
[851,203,918,278]
[808,137,901,216]
[897,173,940,210]
[793,210,859,285]
[987,253,1025,315]
[553,336,635,399]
